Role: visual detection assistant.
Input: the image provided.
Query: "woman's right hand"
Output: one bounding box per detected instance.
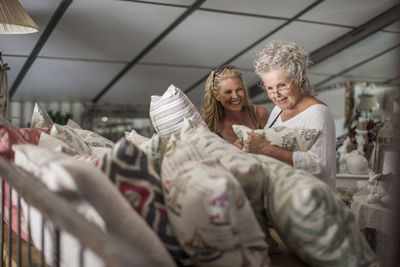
[233,137,244,150]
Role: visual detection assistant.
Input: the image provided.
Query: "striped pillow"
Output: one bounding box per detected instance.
[149,84,206,140]
[252,153,379,267]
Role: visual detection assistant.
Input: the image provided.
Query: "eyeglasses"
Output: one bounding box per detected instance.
[212,64,237,90]
[265,80,294,96]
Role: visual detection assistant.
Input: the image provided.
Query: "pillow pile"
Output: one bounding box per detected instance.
[252,153,379,267]
[162,137,269,266]
[232,124,319,151]
[13,144,177,267]
[149,84,206,140]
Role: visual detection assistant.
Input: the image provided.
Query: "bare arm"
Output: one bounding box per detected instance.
[245,132,293,166]
[255,105,269,128]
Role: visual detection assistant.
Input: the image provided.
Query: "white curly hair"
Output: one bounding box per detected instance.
[254,40,313,94]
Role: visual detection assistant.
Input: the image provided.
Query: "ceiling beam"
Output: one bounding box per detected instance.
[183,0,324,94]
[248,3,400,101]
[92,0,207,103]
[9,0,73,98]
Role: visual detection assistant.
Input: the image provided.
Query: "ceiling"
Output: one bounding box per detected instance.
[1,0,399,110]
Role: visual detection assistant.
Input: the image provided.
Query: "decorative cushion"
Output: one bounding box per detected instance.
[50,124,91,155]
[162,139,269,266]
[30,102,53,128]
[138,134,164,174]
[38,132,77,155]
[149,84,206,140]
[73,128,114,149]
[125,129,150,145]
[176,119,279,251]
[99,138,193,266]
[13,144,176,267]
[66,119,82,129]
[252,153,379,267]
[232,124,319,151]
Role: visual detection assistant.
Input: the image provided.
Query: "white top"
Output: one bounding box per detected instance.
[266,104,336,191]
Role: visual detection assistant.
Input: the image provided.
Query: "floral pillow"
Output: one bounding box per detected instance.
[252,153,378,267]
[38,132,77,155]
[149,84,206,140]
[162,145,269,266]
[232,124,320,151]
[30,102,53,128]
[138,133,164,174]
[50,124,91,155]
[73,128,114,148]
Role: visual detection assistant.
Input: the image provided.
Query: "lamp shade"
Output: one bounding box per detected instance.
[357,94,379,110]
[0,0,39,34]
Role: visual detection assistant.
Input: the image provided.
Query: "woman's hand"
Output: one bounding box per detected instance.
[245,132,269,154]
[233,138,244,150]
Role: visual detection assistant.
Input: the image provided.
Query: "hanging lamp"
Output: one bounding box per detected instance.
[0,0,39,34]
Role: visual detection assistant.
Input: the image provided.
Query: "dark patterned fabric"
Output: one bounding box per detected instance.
[100,138,193,267]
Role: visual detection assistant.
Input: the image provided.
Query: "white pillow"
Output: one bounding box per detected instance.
[30,102,53,128]
[66,119,82,129]
[125,129,150,145]
[50,124,92,155]
[232,124,320,151]
[73,128,114,148]
[149,84,206,140]
[38,132,77,155]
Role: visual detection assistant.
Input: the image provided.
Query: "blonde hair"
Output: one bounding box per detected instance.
[254,40,313,94]
[201,67,263,134]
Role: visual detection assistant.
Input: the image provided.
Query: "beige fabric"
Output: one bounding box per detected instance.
[233,124,319,151]
[149,84,206,140]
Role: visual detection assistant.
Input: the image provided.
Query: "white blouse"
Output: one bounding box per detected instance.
[266,104,336,191]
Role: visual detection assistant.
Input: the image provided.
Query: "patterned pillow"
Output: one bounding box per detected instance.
[177,119,279,250]
[233,124,319,151]
[125,129,150,145]
[67,119,82,129]
[38,132,77,155]
[252,153,379,267]
[138,133,164,174]
[13,144,177,267]
[30,102,53,128]
[149,84,206,140]
[162,146,269,266]
[73,128,114,148]
[50,124,91,155]
[100,138,193,267]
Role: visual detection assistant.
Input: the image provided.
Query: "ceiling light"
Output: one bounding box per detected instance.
[0,0,39,34]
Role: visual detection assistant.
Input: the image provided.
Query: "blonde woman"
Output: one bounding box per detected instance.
[201,65,269,145]
[246,40,336,190]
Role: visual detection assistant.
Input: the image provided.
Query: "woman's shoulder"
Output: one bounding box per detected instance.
[255,105,270,126]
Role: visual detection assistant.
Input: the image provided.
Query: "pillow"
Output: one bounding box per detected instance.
[13,144,177,267]
[149,84,206,140]
[125,129,150,145]
[38,132,77,155]
[99,138,193,266]
[252,153,379,267]
[232,124,320,151]
[50,124,91,155]
[138,133,164,174]
[67,119,82,129]
[177,119,279,251]
[73,128,114,148]
[30,102,53,128]
[162,142,269,266]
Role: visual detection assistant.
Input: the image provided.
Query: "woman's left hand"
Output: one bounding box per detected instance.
[245,132,269,154]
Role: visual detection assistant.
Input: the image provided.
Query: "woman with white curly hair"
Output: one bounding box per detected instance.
[244,40,336,190]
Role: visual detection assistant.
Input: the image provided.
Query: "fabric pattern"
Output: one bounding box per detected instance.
[161,147,269,266]
[73,128,114,148]
[50,124,92,155]
[13,144,176,267]
[149,84,206,140]
[125,129,150,145]
[252,153,379,267]
[30,102,54,128]
[100,138,193,267]
[233,124,319,151]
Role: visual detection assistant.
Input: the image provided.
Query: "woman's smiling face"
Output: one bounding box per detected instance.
[261,69,302,110]
[213,78,245,112]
